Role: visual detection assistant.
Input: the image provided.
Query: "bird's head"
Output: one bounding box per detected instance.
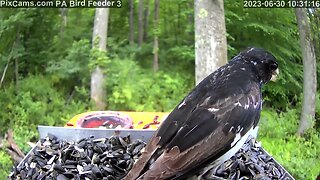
[239,47,279,84]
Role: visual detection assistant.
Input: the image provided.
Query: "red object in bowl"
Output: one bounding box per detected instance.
[76,111,133,129]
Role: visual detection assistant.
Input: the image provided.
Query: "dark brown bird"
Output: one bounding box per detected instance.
[125,47,279,180]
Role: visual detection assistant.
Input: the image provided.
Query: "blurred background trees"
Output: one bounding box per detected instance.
[0,1,319,179]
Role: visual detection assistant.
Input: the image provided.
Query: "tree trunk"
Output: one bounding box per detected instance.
[0,61,9,89]
[129,0,134,44]
[60,8,68,35]
[177,3,181,44]
[14,28,20,91]
[153,0,159,72]
[0,33,19,89]
[143,0,150,41]
[138,0,144,46]
[91,8,109,110]
[15,58,18,89]
[295,8,317,136]
[194,0,228,85]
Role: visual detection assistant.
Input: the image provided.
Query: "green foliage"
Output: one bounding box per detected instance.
[225,2,303,110]
[0,9,35,52]
[47,39,91,80]
[163,45,195,74]
[0,75,89,150]
[107,38,140,59]
[47,39,92,96]
[317,83,320,127]
[89,48,109,70]
[259,109,320,179]
[0,150,12,178]
[107,59,193,112]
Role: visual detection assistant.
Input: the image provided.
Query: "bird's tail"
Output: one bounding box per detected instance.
[124,135,162,180]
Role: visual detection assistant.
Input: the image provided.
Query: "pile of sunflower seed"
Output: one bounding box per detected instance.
[9,134,146,180]
[9,134,294,180]
[201,136,294,180]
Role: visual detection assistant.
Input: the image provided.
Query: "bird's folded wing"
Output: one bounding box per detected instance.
[125,83,261,179]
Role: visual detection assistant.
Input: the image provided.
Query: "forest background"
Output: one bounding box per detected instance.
[0,1,319,179]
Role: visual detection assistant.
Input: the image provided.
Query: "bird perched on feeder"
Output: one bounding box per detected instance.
[125,47,279,180]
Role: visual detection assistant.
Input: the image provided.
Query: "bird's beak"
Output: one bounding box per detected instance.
[271,68,279,82]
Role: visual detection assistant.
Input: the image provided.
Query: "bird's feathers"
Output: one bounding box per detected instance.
[125,48,278,180]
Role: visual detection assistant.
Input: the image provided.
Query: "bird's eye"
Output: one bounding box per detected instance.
[269,63,278,70]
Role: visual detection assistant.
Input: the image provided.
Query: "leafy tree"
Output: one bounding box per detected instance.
[224,3,302,110]
[138,0,144,46]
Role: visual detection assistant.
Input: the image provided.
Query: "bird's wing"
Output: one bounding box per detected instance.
[125,81,261,180]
